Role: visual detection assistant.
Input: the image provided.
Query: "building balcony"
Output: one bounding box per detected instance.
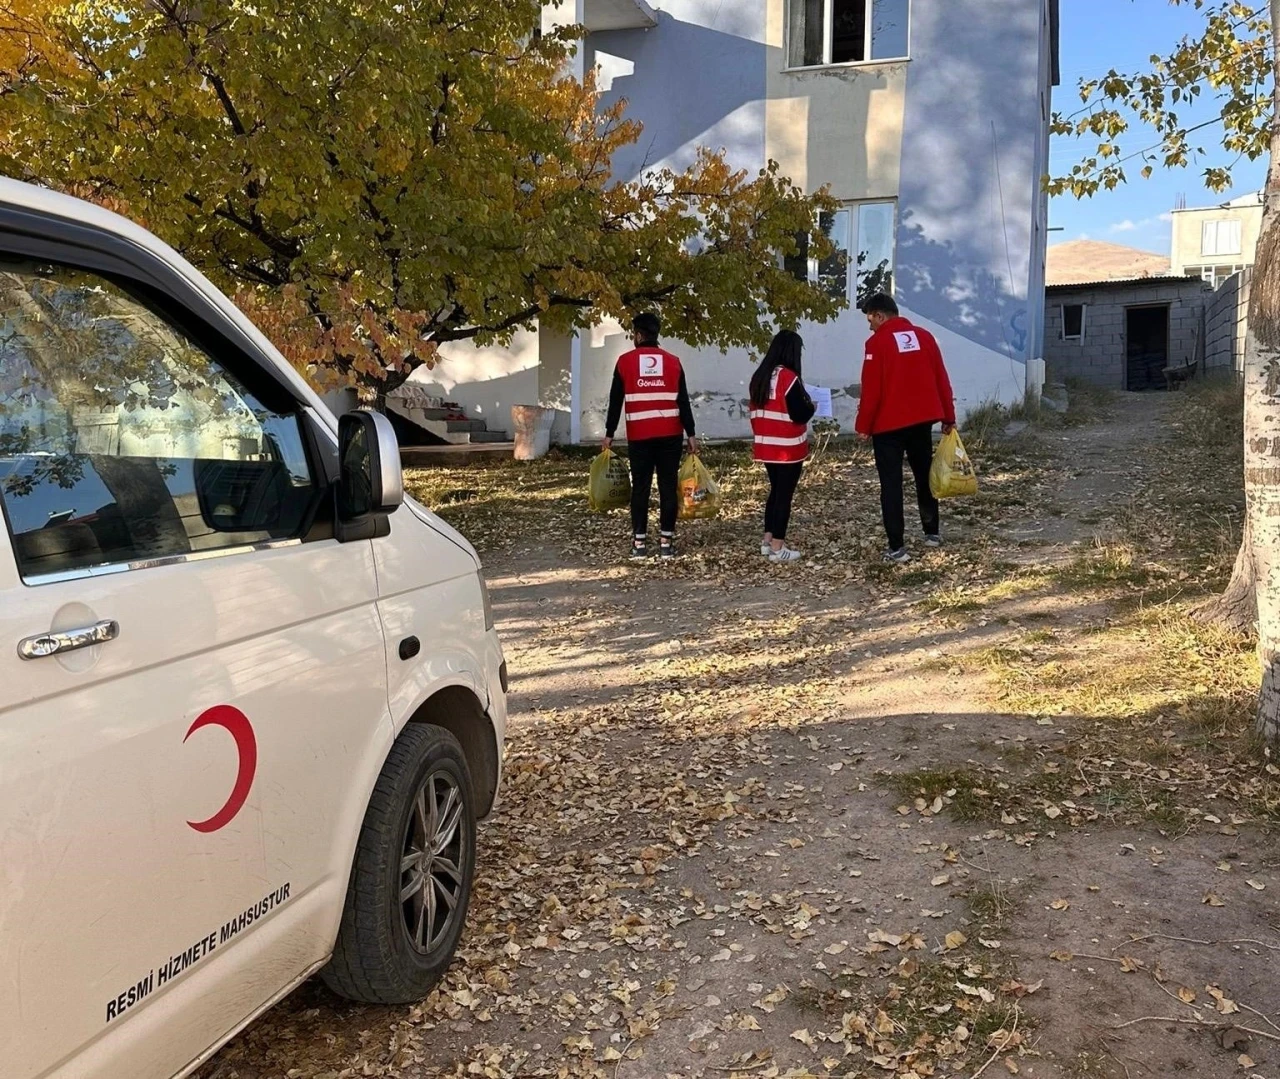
[583,0,657,32]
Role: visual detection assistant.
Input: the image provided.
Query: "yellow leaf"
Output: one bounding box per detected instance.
[944,931,968,951]
[1208,986,1240,1015]
[1050,899,1070,911]
[1177,986,1197,1004]
[868,930,904,946]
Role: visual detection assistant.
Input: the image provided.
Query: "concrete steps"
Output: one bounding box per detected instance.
[386,387,507,447]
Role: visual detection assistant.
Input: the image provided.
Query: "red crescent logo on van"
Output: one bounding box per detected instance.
[184,705,257,833]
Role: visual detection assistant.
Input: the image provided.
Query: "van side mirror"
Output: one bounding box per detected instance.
[336,410,403,542]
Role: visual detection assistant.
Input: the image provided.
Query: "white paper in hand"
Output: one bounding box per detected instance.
[805,384,834,419]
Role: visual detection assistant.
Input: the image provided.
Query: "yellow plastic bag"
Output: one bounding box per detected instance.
[587,448,631,512]
[929,429,979,499]
[678,454,722,521]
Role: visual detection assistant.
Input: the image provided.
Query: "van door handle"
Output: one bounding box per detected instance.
[18,620,119,660]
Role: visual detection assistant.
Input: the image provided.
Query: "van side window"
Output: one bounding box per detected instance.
[0,259,319,581]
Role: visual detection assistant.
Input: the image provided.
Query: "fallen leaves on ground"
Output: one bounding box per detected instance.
[200,388,1275,1078]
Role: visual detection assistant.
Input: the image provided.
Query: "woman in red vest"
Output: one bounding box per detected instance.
[749,330,815,563]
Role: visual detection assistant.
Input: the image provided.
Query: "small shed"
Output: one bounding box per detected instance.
[1044,276,1212,391]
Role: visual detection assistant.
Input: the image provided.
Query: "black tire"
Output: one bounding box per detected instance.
[322,724,476,1004]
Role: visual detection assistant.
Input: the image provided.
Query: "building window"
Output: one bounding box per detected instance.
[1201,219,1243,257]
[1062,304,1085,341]
[1185,264,1244,289]
[787,0,910,68]
[788,200,896,307]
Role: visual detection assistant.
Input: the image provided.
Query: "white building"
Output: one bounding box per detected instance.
[1170,190,1263,290]
[416,0,1061,443]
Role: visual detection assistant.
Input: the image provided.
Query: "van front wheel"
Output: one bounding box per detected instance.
[323,724,476,1004]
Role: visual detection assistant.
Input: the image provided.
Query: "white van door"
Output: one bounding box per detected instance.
[0,255,392,1079]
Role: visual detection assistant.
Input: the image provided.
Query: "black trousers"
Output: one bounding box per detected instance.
[872,422,939,550]
[629,435,683,537]
[763,461,804,540]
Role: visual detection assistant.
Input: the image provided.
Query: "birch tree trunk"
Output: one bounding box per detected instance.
[1249,0,1280,742]
[1195,516,1256,635]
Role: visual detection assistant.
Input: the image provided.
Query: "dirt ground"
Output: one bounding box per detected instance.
[201,389,1280,1079]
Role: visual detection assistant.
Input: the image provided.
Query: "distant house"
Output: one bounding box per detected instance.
[1044,238,1205,391]
[417,0,1061,442]
[1170,191,1263,289]
[1043,203,1261,393]
[1045,275,1211,391]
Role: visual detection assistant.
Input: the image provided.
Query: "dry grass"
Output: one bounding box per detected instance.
[905,381,1272,830]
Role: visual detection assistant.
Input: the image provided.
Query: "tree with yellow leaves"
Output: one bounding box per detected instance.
[0,0,841,402]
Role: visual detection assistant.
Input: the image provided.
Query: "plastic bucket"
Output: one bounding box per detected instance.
[511,404,556,460]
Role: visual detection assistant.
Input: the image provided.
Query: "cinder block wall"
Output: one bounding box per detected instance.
[1204,269,1251,374]
[1044,279,1210,389]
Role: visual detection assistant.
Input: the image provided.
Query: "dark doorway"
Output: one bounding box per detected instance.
[1125,305,1170,391]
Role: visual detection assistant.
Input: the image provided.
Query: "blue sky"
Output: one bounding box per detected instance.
[1049,0,1268,255]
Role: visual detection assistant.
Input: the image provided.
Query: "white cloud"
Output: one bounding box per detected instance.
[1108,215,1175,234]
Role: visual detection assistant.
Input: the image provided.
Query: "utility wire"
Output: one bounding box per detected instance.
[1054,4,1270,125]
[1050,111,1230,180]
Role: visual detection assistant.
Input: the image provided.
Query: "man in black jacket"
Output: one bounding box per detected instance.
[601,314,698,559]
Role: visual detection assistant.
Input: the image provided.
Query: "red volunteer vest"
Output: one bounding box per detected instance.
[617,347,685,441]
[750,368,808,463]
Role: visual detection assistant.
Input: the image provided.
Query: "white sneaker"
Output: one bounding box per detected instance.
[760,543,772,556]
[769,547,802,563]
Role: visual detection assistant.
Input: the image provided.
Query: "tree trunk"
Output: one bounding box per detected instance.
[1248,0,1280,743]
[1194,515,1257,635]
[92,455,190,559]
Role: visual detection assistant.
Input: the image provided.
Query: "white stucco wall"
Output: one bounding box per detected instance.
[410,331,540,439]
[574,310,1017,443]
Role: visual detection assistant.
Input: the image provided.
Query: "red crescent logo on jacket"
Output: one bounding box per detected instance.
[184,705,258,833]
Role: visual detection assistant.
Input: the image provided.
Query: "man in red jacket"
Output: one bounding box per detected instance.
[855,294,956,564]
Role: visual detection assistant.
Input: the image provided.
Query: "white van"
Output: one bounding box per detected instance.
[0,179,507,1078]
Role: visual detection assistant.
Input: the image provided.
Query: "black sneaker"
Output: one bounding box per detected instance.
[659,537,677,560]
[924,534,942,549]
[882,547,911,565]
[630,538,648,560]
